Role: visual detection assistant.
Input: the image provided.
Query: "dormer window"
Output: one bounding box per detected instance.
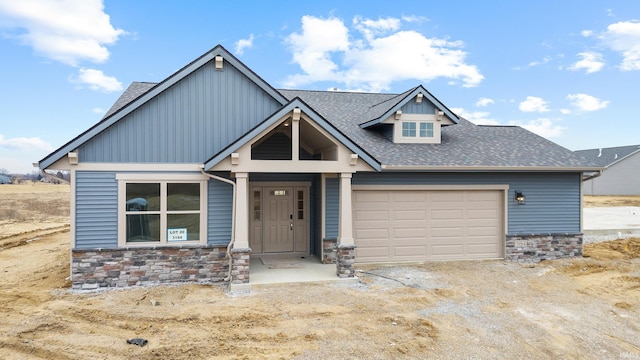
[402,121,434,139]
[380,108,454,144]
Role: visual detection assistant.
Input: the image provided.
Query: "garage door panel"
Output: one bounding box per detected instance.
[355,228,389,239]
[354,190,502,263]
[394,246,427,257]
[467,209,498,219]
[356,247,390,259]
[431,244,464,256]
[355,210,389,221]
[393,228,427,238]
[431,209,463,219]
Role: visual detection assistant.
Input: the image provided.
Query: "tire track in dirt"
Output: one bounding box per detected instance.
[0,225,69,250]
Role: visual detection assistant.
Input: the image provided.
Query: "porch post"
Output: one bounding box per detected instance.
[337,172,356,278]
[338,173,354,245]
[233,172,250,249]
[231,172,250,285]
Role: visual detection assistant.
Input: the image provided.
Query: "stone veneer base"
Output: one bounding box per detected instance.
[71,246,229,290]
[336,244,356,278]
[322,238,337,264]
[505,233,583,263]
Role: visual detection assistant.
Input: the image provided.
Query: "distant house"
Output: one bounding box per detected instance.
[38,45,600,290]
[576,145,640,196]
[0,174,11,184]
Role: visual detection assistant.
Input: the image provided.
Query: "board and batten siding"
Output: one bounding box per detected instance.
[79,59,282,163]
[207,179,233,245]
[352,172,582,234]
[401,99,436,114]
[75,171,118,249]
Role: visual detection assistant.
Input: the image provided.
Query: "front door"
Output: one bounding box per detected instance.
[249,184,309,254]
[263,187,294,252]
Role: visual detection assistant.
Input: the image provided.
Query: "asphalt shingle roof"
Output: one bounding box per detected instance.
[103,82,157,119]
[279,89,596,169]
[104,83,599,169]
[575,145,640,167]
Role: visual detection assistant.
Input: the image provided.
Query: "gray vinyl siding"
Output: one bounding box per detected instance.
[79,59,281,163]
[75,171,118,249]
[584,153,640,195]
[352,172,582,234]
[401,99,436,114]
[207,179,233,245]
[325,177,339,238]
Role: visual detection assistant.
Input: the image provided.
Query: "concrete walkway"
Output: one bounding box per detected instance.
[583,206,640,242]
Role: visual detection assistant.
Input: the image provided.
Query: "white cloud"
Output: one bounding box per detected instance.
[475,97,495,107]
[92,107,105,114]
[581,30,594,37]
[73,68,122,92]
[235,34,254,55]
[528,56,551,67]
[512,118,565,138]
[519,96,550,113]
[600,20,640,71]
[567,93,609,111]
[284,15,483,92]
[568,52,605,73]
[451,107,499,125]
[0,134,53,152]
[0,0,126,66]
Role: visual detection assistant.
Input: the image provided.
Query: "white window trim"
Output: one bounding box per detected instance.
[386,114,443,144]
[117,175,208,247]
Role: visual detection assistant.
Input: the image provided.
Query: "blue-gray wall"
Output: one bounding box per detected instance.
[207,179,233,245]
[74,171,236,249]
[401,98,436,114]
[79,59,282,163]
[75,171,118,249]
[325,177,339,239]
[351,172,582,234]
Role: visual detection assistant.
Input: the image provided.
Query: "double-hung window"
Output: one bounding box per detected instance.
[118,174,207,246]
[402,121,434,140]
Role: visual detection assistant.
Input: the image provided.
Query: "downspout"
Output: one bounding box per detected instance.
[199,164,236,282]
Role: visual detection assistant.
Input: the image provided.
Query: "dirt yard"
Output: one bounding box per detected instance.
[1,184,639,359]
[584,195,640,207]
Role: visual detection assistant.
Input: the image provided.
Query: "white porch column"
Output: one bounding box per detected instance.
[233,172,250,249]
[337,172,354,245]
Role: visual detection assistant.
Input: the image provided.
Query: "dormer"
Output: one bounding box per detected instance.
[359,86,459,145]
[381,108,454,144]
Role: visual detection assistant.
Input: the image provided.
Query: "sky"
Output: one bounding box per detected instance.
[1,1,639,174]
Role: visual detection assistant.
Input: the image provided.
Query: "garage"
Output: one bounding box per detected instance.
[353,188,504,263]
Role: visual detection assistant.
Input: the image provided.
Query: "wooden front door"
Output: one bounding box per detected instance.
[249,184,309,254]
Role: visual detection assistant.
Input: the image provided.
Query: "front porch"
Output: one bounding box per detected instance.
[248,255,359,286]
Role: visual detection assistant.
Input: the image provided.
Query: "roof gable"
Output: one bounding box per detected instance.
[359,85,459,129]
[39,45,288,169]
[204,98,380,171]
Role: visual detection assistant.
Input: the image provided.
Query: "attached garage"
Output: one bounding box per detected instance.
[352,187,505,263]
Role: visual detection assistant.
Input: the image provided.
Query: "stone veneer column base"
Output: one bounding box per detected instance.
[322,238,337,264]
[336,244,356,278]
[505,233,583,263]
[230,248,251,284]
[71,246,228,291]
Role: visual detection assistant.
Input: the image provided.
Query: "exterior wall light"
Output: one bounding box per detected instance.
[515,191,526,205]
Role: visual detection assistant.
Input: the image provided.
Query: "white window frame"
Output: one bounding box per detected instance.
[117,174,208,247]
[390,114,442,144]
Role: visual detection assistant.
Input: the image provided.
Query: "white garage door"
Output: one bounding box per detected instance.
[353,190,503,263]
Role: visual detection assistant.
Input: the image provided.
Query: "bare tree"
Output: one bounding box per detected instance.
[0,168,9,176]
